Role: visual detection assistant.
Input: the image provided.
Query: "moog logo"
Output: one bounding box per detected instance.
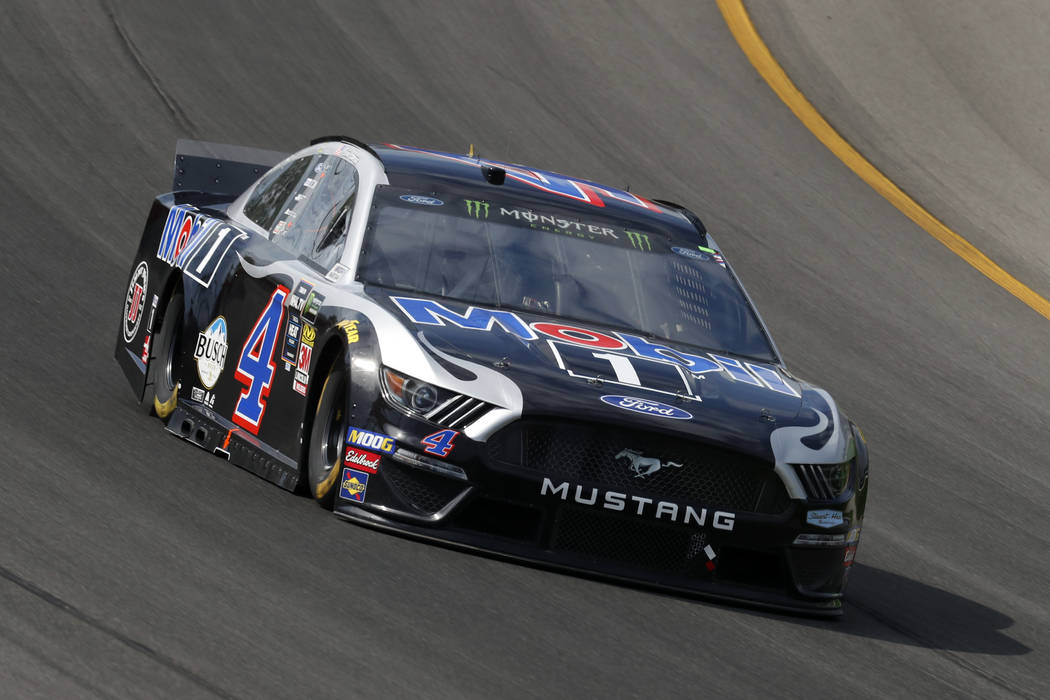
[346,427,396,455]
[600,395,692,420]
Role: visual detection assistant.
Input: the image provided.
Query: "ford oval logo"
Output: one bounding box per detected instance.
[671,246,710,261]
[399,194,444,206]
[600,395,693,420]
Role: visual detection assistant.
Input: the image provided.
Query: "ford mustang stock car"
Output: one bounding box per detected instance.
[115,136,868,615]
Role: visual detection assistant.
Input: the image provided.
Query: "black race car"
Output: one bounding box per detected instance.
[116,137,868,615]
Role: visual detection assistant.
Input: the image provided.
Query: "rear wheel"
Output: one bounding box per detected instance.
[307,363,348,508]
[140,289,183,418]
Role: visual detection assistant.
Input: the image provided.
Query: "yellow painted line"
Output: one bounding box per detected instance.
[717,0,1050,321]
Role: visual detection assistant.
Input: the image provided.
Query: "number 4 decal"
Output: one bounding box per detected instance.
[421,429,458,458]
[233,286,289,434]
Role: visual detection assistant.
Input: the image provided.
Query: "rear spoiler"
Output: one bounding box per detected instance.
[173,139,290,198]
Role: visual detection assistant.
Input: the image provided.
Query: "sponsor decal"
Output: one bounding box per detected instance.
[302,290,325,324]
[346,428,396,455]
[123,261,149,343]
[672,246,710,261]
[843,545,857,567]
[293,341,312,396]
[806,510,845,529]
[194,316,228,390]
[702,544,718,572]
[300,323,316,347]
[326,263,349,282]
[600,395,692,420]
[499,207,619,239]
[615,449,682,478]
[625,230,651,251]
[145,294,159,333]
[158,206,206,266]
[304,177,318,189]
[391,296,800,397]
[191,386,217,407]
[288,281,314,314]
[282,314,302,365]
[339,468,369,502]
[464,199,489,218]
[421,429,458,458]
[336,319,360,343]
[140,334,151,363]
[846,526,862,545]
[698,245,726,268]
[157,206,246,284]
[344,447,381,474]
[540,477,736,531]
[399,194,444,206]
[386,144,666,213]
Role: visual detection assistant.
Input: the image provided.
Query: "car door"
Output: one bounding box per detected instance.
[208,149,359,460]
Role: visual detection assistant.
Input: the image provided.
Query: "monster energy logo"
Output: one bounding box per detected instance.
[625,230,651,251]
[464,200,490,219]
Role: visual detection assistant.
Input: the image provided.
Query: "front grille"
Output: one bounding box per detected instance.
[552,506,714,577]
[488,420,789,514]
[380,459,468,516]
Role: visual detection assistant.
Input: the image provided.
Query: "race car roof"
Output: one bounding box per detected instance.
[371,143,704,241]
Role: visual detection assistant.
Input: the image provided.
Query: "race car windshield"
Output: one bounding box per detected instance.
[358,189,776,361]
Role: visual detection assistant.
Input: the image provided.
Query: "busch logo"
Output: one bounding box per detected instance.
[193,317,228,389]
[464,199,490,219]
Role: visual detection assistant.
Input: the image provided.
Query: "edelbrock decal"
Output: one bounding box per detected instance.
[600,395,692,420]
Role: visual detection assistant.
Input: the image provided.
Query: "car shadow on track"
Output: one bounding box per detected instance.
[819,563,1030,655]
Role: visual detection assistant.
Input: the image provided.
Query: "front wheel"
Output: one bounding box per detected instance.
[141,289,183,418]
[307,363,348,508]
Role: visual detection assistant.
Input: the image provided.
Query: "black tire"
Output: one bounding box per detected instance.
[307,362,348,508]
[140,288,183,418]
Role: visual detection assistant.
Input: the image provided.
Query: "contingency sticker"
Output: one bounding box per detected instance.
[123,261,149,343]
[339,468,369,503]
[344,447,381,474]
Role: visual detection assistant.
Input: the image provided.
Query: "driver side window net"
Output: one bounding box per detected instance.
[243,153,358,269]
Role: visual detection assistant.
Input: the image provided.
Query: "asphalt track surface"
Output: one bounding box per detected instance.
[1,1,1047,698]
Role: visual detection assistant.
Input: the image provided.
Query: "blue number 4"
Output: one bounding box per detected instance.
[233,286,289,434]
[421,429,458,458]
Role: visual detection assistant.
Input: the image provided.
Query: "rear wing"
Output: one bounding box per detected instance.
[173,139,289,198]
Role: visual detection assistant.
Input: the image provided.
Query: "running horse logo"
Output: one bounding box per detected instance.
[615,449,683,478]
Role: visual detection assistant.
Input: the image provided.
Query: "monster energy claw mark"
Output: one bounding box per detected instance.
[465,200,490,219]
[625,230,651,251]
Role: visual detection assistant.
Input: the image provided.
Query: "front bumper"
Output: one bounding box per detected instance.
[337,391,859,617]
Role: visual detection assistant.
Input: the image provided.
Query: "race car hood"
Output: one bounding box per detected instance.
[367,289,810,462]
